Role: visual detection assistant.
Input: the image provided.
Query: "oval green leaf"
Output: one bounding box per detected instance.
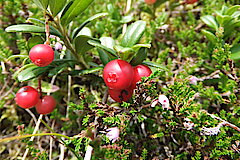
[72,12,108,39]
[17,65,51,82]
[121,20,146,47]
[49,0,67,17]
[130,47,148,66]
[142,61,168,71]
[60,0,94,26]
[33,0,49,10]
[5,24,62,37]
[74,35,96,55]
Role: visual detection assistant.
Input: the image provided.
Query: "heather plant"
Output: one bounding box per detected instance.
[0,0,239,159]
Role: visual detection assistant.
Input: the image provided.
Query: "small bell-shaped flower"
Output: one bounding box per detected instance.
[106,127,120,143]
[158,95,170,109]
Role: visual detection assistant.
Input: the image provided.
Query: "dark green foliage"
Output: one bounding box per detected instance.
[0,0,239,159]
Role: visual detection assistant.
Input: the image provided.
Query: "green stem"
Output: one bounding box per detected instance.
[53,17,88,69]
[40,119,82,160]
[0,133,71,143]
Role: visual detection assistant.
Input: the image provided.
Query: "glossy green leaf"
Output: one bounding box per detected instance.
[17,65,51,82]
[232,11,240,18]
[33,0,49,9]
[201,15,219,30]
[216,12,232,26]
[88,40,118,57]
[98,48,112,66]
[130,48,148,66]
[201,29,217,43]
[142,61,168,71]
[230,44,240,60]
[120,15,133,23]
[99,37,115,50]
[27,18,63,38]
[27,36,44,49]
[61,0,94,26]
[225,5,240,16]
[74,35,97,55]
[121,20,146,47]
[114,45,135,61]
[48,63,68,76]
[5,24,62,37]
[75,27,92,37]
[70,67,103,76]
[49,0,67,17]
[132,44,151,50]
[72,12,108,39]
[61,0,73,18]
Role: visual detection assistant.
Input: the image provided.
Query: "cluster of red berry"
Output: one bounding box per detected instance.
[103,59,152,102]
[15,44,56,114]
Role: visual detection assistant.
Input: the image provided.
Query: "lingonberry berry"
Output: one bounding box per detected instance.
[144,0,156,5]
[103,59,134,90]
[130,64,152,89]
[108,87,133,103]
[35,95,56,115]
[29,44,54,67]
[15,86,40,109]
[185,0,198,4]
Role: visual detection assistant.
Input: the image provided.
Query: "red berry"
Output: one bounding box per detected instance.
[29,44,54,67]
[108,87,133,103]
[131,64,152,89]
[185,0,198,4]
[103,59,134,90]
[144,0,156,5]
[35,95,56,115]
[15,86,40,109]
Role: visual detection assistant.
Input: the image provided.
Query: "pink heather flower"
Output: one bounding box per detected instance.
[183,118,195,130]
[189,76,199,85]
[158,95,170,109]
[106,127,120,143]
[54,42,63,50]
[151,99,159,107]
[200,122,224,136]
[49,35,56,39]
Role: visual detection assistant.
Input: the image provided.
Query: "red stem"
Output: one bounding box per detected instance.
[38,77,42,99]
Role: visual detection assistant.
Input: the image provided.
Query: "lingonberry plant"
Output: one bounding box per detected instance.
[15,86,40,109]
[185,0,198,4]
[35,95,56,115]
[103,59,134,90]
[29,44,54,67]
[144,0,157,5]
[1,0,240,160]
[131,64,152,89]
[108,87,134,103]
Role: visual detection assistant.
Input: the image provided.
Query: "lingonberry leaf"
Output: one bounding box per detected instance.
[201,15,219,31]
[121,20,146,47]
[230,44,240,60]
[72,12,108,39]
[49,0,67,17]
[88,40,118,58]
[27,36,45,49]
[60,0,94,26]
[5,24,62,37]
[17,65,51,82]
[130,47,148,66]
[33,0,49,10]
[74,35,99,55]
[27,18,63,38]
[201,29,217,44]
[142,61,168,71]
[98,48,116,66]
